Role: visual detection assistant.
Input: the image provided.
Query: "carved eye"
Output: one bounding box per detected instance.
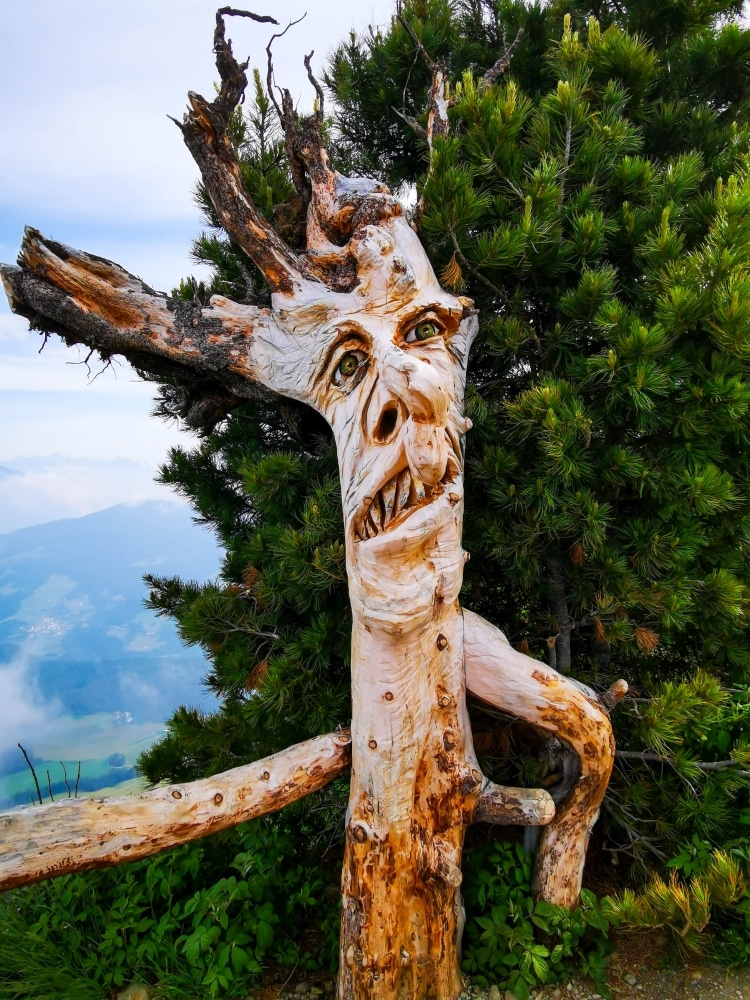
[404,320,440,343]
[333,349,367,387]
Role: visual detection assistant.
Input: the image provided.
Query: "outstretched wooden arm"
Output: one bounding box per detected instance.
[0,731,352,892]
[0,726,555,893]
[0,229,288,429]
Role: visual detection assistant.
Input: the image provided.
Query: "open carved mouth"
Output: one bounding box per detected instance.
[354,442,461,542]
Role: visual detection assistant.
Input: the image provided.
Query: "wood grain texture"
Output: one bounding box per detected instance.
[0,731,351,891]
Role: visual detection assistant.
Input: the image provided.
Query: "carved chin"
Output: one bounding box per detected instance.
[353,451,460,542]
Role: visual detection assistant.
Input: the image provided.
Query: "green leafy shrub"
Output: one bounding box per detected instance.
[0,818,340,1000]
[461,840,612,1000]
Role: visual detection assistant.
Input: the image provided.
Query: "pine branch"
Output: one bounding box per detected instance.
[617,750,749,775]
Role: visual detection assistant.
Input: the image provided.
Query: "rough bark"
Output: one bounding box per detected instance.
[0,732,351,892]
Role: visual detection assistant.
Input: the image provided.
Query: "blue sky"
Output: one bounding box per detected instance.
[0,0,393,529]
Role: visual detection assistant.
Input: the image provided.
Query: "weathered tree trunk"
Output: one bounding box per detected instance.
[547,556,573,674]
[0,12,626,1000]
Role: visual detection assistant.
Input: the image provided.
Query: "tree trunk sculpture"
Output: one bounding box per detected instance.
[0,11,626,999]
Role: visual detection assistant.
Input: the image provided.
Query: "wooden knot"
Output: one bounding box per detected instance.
[368,739,378,749]
[448,492,460,505]
[213,793,223,806]
[439,695,451,708]
[383,691,394,701]
[436,634,448,650]
[352,825,368,843]
[260,771,270,781]
[443,730,457,750]
[171,789,182,799]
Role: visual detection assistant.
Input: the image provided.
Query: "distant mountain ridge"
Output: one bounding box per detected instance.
[0,500,222,808]
[0,455,173,533]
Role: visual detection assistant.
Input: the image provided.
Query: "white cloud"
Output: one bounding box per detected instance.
[0,643,63,751]
[0,0,393,229]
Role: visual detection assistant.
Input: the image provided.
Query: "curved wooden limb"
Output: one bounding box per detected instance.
[0,730,351,892]
[463,609,624,908]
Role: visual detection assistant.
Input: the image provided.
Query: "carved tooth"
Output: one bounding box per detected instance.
[396,469,411,514]
[367,508,380,535]
[409,477,426,504]
[381,476,397,526]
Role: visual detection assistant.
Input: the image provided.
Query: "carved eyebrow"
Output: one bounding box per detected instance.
[315,326,370,388]
[397,305,459,339]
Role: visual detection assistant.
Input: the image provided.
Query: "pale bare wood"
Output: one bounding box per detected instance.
[463,609,624,908]
[0,731,351,892]
[477,780,554,825]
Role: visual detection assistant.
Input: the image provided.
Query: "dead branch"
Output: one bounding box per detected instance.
[303,51,325,117]
[17,744,42,806]
[60,761,71,798]
[398,15,439,73]
[216,7,278,24]
[1,229,279,430]
[0,731,351,891]
[600,678,629,711]
[480,27,525,89]
[616,750,749,776]
[176,9,319,293]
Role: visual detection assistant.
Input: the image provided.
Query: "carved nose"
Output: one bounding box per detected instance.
[380,348,450,485]
[374,403,400,443]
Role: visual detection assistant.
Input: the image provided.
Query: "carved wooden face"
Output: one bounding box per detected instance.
[245,216,477,628]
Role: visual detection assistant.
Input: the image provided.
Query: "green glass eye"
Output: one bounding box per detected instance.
[405,320,441,343]
[333,349,367,387]
[415,322,437,340]
[339,353,360,377]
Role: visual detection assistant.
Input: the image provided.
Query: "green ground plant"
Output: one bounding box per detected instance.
[0,818,340,1000]
[462,840,612,1000]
